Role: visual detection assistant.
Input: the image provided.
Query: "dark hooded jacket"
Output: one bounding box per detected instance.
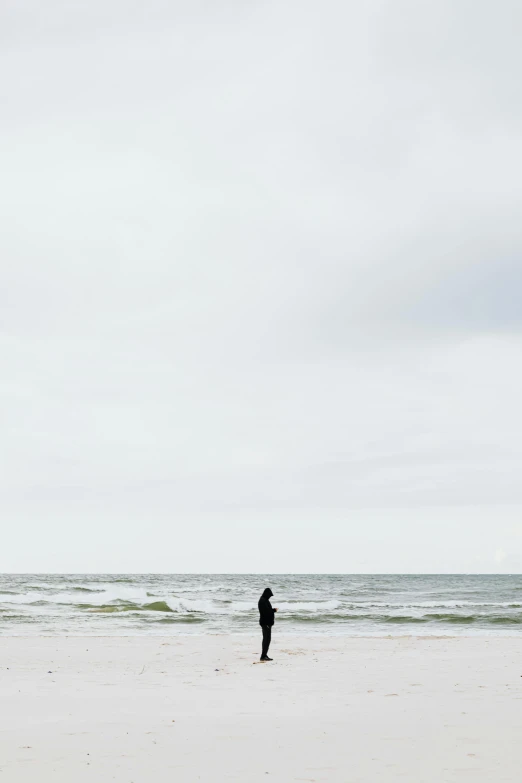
[258,588,275,627]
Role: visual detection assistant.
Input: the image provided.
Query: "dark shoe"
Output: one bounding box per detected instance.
[264,656,273,661]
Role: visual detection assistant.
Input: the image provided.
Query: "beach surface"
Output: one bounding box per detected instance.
[1,634,521,781]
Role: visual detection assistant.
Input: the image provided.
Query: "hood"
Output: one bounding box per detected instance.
[261,588,273,599]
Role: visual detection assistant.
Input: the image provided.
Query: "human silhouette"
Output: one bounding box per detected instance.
[258,587,277,661]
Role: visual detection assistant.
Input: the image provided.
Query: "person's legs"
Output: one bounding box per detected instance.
[261,625,268,658]
[261,625,272,659]
[265,625,272,657]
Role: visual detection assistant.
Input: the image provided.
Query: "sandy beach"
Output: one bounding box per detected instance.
[2,634,521,781]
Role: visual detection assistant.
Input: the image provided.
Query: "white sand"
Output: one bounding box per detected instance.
[1,634,522,781]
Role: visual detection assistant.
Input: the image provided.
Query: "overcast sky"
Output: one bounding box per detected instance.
[1,0,521,573]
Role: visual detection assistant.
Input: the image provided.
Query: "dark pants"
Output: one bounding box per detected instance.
[261,624,272,658]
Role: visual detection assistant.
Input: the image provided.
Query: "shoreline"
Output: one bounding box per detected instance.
[2,630,522,638]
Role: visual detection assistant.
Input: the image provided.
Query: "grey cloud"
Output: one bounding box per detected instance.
[1,0,522,571]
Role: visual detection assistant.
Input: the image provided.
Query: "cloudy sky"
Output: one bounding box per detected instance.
[1,0,521,573]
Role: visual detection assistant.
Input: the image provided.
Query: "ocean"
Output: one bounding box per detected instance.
[1,574,522,636]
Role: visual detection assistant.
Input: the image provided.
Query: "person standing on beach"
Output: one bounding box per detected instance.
[258,587,277,661]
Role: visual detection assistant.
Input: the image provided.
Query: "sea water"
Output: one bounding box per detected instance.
[1,574,522,636]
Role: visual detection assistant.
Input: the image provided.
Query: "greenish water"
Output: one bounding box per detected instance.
[1,574,522,636]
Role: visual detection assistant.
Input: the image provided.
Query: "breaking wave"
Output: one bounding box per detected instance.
[3,574,522,636]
